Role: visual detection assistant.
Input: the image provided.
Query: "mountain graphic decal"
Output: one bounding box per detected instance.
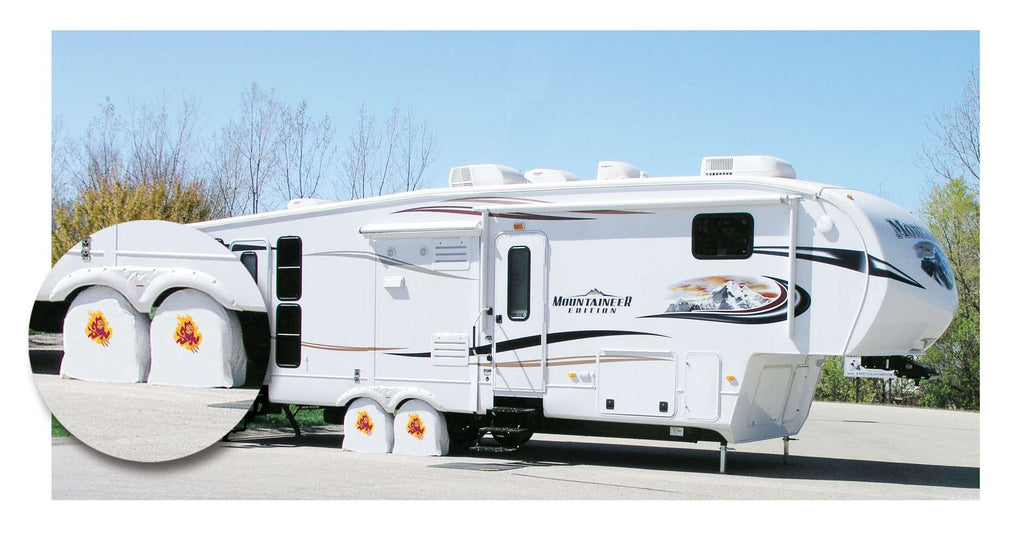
[643,275,810,325]
[574,288,620,298]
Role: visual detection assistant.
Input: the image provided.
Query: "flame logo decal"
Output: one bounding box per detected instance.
[85,310,112,347]
[406,414,426,439]
[355,411,374,435]
[174,314,202,353]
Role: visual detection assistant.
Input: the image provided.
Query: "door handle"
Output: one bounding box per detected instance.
[495,314,503,324]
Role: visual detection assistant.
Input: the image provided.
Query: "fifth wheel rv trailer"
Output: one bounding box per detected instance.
[34,155,957,470]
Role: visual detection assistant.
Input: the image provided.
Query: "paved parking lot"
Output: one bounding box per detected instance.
[37,374,257,462]
[51,401,979,499]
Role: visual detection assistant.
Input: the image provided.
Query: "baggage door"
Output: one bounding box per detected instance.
[492,232,548,395]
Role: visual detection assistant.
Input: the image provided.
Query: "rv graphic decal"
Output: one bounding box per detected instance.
[492,353,674,368]
[884,218,930,240]
[406,414,426,439]
[914,241,954,290]
[388,330,666,358]
[355,411,375,435]
[308,250,474,280]
[552,288,632,314]
[752,246,924,289]
[85,310,112,347]
[300,342,405,352]
[174,315,202,353]
[643,275,810,324]
[395,197,650,221]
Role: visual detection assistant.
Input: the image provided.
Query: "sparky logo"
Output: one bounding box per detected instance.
[406,414,426,440]
[355,411,374,435]
[173,315,202,353]
[84,310,112,347]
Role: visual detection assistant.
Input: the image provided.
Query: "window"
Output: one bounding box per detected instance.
[240,251,258,282]
[692,213,754,259]
[276,304,301,367]
[507,246,531,320]
[276,236,302,300]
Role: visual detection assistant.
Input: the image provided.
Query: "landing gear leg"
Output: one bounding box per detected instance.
[782,436,797,464]
[719,442,728,474]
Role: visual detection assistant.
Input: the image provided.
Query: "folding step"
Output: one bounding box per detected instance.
[480,426,529,435]
[469,445,520,454]
[491,407,536,415]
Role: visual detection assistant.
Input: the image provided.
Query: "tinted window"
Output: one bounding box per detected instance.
[276,304,301,367]
[276,236,302,300]
[507,246,530,320]
[692,213,754,259]
[240,251,258,282]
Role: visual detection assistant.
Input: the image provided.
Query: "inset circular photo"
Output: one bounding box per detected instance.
[30,220,269,462]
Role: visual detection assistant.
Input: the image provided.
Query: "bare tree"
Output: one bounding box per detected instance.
[279,100,336,202]
[125,95,201,186]
[341,103,439,199]
[376,106,401,196]
[80,97,125,190]
[921,69,979,189]
[51,116,73,208]
[206,124,249,218]
[398,106,438,193]
[342,104,378,200]
[234,83,282,214]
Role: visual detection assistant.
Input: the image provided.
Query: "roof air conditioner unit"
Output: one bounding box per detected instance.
[449,164,528,187]
[700,155,796,179]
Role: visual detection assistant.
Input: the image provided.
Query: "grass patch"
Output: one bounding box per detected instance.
[242,405,327,430]
[52,414,72,437]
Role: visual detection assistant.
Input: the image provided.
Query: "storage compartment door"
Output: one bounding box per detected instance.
[683,352,721,421]
[597,350,676,417]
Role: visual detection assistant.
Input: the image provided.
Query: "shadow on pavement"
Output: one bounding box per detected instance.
[220,432,978,489]
[508,438,980,489]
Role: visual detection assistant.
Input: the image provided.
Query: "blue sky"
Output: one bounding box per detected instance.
[52,31,978,211]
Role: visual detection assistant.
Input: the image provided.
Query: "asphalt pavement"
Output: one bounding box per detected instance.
[37,374,258,462]
[50,401,979,499]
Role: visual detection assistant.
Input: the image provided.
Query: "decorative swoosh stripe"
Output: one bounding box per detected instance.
[387,329,666,358]
[492,354,673,368]
[301,342,405,352]
[394,205,587,221]
[307,250,474,280]
[753,246,923,289]
[444,196,551,205]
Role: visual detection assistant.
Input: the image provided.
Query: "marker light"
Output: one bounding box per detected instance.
[725,375,736,382]
[513,223,526,230]
[568,372,577,379]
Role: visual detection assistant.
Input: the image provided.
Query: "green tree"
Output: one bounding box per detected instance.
[51,175,214,265]
[815,356,877,403]
[917,177,980,410]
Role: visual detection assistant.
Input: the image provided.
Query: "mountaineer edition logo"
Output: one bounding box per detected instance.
[553,289,632,314]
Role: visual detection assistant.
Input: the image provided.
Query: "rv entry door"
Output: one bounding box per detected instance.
[492,232,548,396]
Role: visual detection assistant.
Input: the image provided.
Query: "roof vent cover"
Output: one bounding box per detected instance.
[596,161,647,181]
[700,155,796,179]
[524,168,581,184]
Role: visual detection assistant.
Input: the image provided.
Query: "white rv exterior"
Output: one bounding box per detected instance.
[36,155,958,453]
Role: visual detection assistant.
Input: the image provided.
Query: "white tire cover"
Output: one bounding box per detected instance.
[343,398,394,454]
[148,289,247,388]
[61,286,150,383]
[392,399,450,457]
